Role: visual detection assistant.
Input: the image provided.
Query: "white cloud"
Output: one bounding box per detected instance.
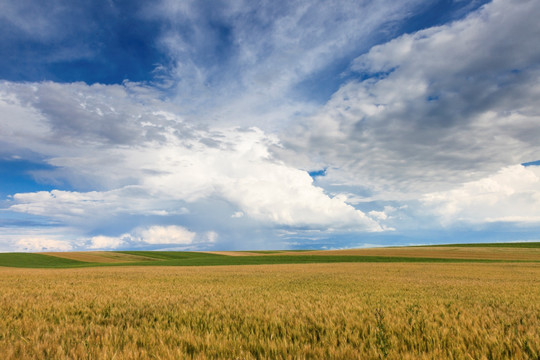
[87,225,209,250]
[279,0,540,196]
[0,225,205,252]
[8,187,185,226]
[423,165,540,224]
[143,0,428,129]
[0,227,84,253]
[2,82,381,234]
[205,231,218,243]
[15,237,73,252]
[89,235,126,250]
[219,160,380,230]
[369,210,388,221]
[135,225,196,245]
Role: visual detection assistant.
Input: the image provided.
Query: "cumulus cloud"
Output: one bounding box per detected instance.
[88,235,126,250]
[2,81,381,244]
[423,165,540,224]
[15,237,73,252]
[8,187,188,222]
[280,0,540,195]
[135,225,196,245]
[87,225,206,250]
[218,159,380,229]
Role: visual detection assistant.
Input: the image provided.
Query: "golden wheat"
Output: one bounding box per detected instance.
[1,263,538,359]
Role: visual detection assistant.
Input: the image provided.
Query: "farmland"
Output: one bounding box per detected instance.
[1,242,540,268]
[0,243,539,359]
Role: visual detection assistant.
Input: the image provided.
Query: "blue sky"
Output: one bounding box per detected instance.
[1,0,540,252]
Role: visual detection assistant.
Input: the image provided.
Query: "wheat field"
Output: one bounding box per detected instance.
[1,262,538,359]
[297,246,540,261]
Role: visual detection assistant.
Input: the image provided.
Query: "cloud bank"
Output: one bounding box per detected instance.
[1,0,540,251]
[1,80,381,250]
[281,0,540,195]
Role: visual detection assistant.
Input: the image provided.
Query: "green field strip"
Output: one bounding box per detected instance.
[122,254,519,267]
[3,251,538,268]
[0,253,102,268]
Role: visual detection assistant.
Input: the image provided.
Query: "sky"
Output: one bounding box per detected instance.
[1,0,540,252]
